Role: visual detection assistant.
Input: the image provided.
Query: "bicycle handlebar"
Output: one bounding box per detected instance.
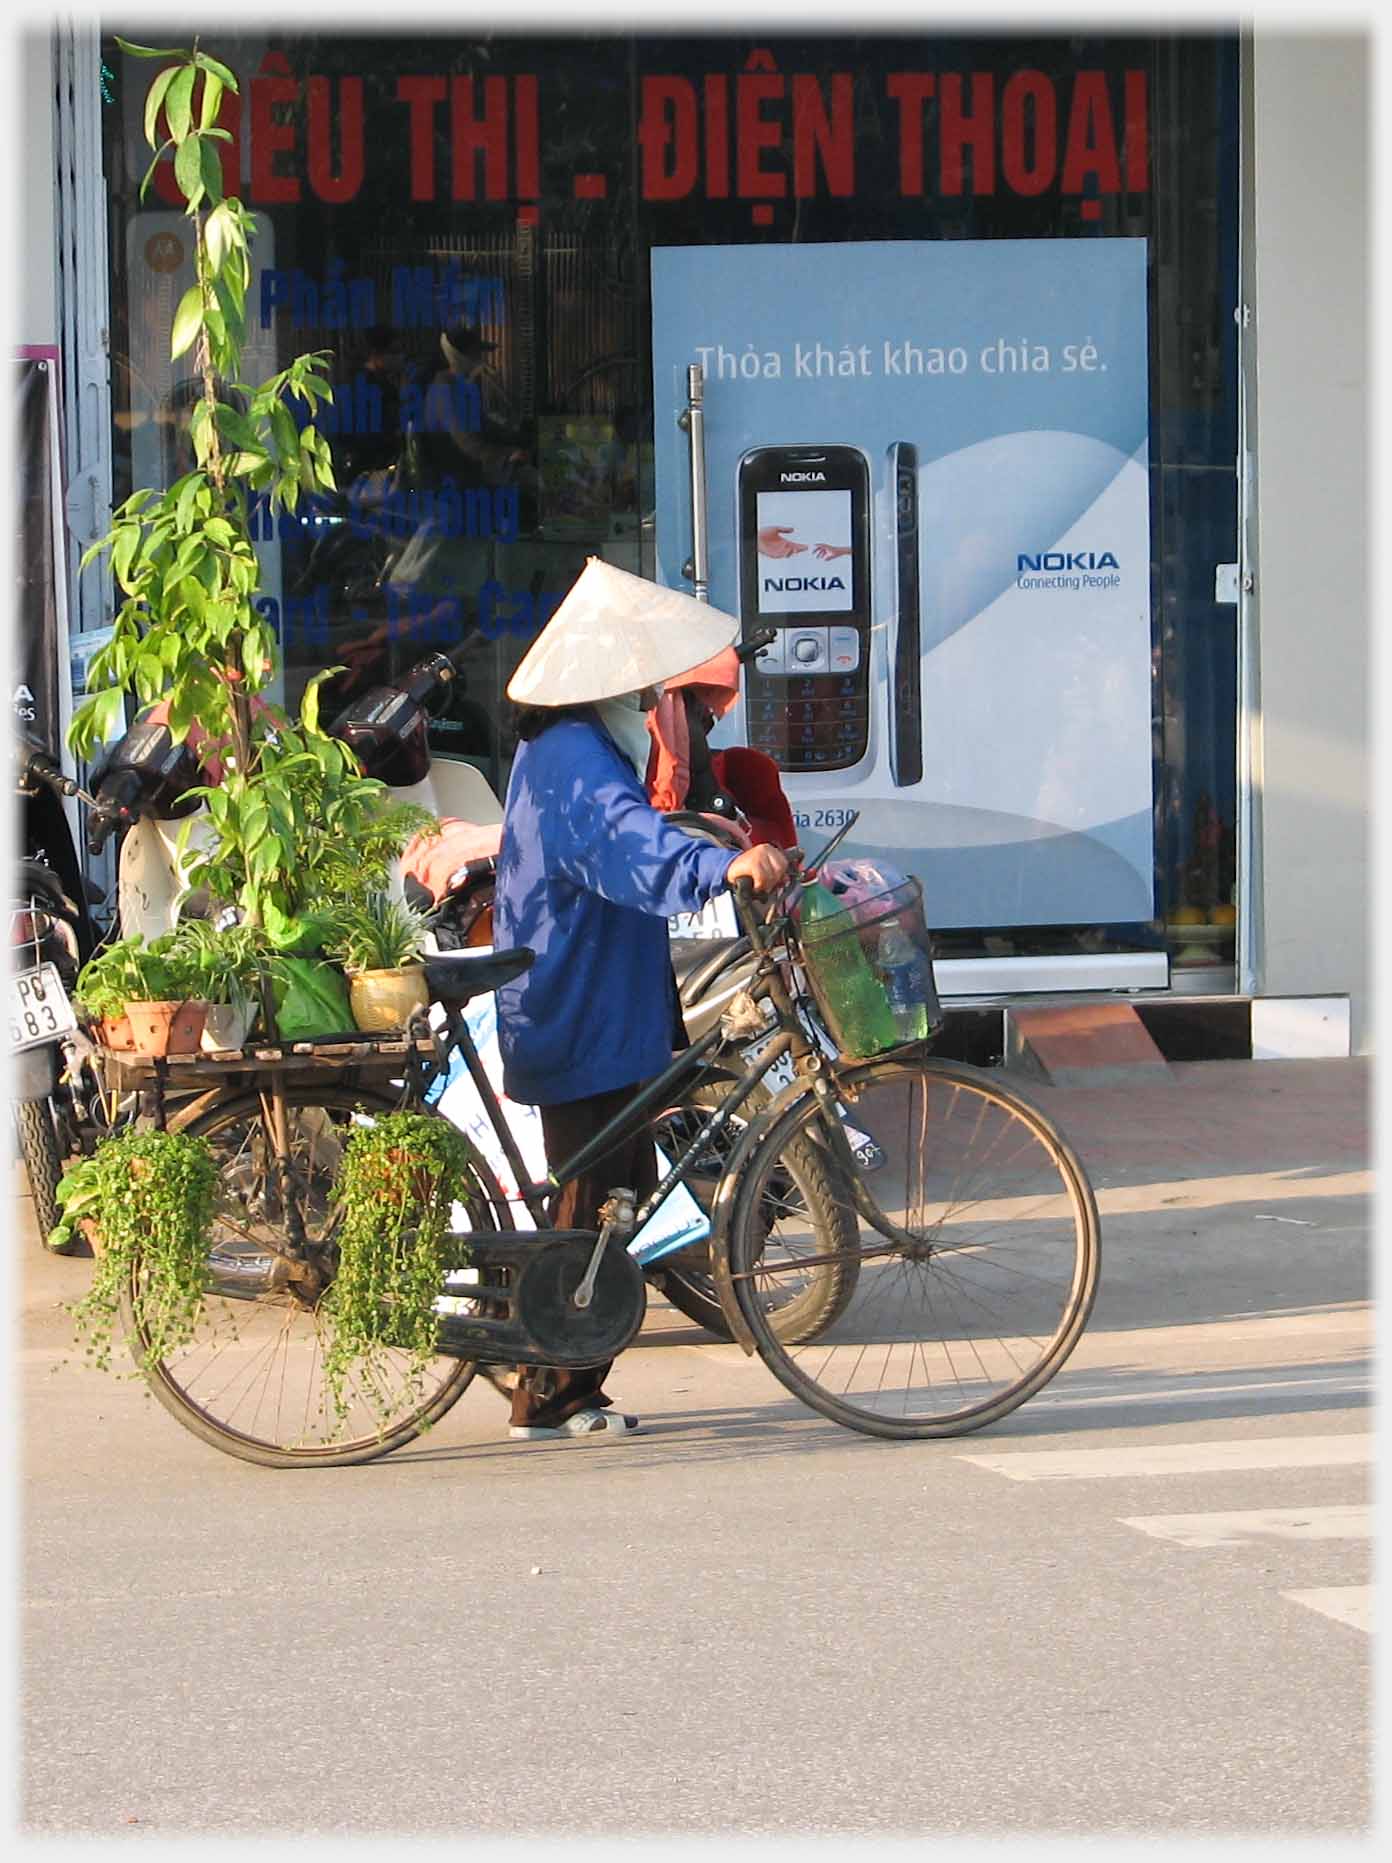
[729,850,804,954]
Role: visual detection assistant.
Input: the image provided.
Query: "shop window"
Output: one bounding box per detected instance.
[98,28,1239,984]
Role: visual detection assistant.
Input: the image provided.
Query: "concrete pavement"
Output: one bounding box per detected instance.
[13,1054,1375,1837]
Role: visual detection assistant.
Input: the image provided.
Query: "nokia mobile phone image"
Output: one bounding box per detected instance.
[738,445,872,774]
[888,441,923,787]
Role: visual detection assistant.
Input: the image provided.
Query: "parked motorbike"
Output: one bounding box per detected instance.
[88,642,501,945]
[12,735,100,1248]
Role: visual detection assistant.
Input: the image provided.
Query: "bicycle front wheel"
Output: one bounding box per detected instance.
[122,1088,501,1468]
[729,1059,1100,1438]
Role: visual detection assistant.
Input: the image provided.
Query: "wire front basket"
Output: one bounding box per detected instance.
[796,877,942,1060]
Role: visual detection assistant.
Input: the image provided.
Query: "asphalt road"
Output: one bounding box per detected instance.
[13,1065,1375,1840]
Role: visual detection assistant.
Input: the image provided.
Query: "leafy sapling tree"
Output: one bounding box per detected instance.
[72,38,430,948]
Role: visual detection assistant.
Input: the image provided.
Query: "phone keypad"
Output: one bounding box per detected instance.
[745,659,869,772]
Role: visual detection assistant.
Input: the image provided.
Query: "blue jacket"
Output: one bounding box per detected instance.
[492,711,737,1106]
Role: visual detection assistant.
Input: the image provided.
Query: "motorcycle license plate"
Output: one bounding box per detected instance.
[9,963,78,1051]
[740,1025,885,1173]
[669,891,739,941]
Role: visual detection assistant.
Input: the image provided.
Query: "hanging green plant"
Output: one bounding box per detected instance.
[55,1129,219,1375]
[322,1112,476,1428]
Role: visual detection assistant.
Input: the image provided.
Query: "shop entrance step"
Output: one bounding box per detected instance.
[1004,1001,1173,1087]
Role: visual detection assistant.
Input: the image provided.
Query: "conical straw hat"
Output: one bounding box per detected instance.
[506,558,740,706]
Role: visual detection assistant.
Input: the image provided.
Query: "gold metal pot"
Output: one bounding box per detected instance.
[347,966,430,1033]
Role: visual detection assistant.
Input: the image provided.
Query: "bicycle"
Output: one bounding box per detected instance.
[113,832,1101,1467]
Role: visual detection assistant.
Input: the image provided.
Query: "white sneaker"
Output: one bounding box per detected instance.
[509,1408,641,1442]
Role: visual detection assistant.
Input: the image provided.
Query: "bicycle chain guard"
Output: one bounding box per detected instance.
[434,1231,648,1368]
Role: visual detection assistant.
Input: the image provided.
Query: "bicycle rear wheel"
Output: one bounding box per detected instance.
[122,1088,503,1468]
[728,1058,1100,1438]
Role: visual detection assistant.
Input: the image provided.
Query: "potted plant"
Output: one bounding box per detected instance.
[66,40,434,976]
[121,932,210,1056]
[174,918,264,1052]
[323,1111,477,1427]
[73,933,210,1055]
[72,939,144,1050]
[325,893,434,1033]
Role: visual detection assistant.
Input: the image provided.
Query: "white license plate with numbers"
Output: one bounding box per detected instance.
[669,890,739,942]
[9,964,78,1051]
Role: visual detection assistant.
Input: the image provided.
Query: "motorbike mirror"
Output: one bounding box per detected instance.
[734,627,776,664]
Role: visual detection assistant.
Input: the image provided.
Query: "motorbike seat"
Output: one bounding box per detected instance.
[668,934,743,987]
[424,947,534,1005]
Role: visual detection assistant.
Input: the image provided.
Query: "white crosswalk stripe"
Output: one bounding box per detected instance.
[955,1434,1373,1481]
[1117,1504,1371,1548]
[957,1431,1374,1635]
[1281,1587,1373,1633]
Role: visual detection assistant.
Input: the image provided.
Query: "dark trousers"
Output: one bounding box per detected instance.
[509,1081,658,1429]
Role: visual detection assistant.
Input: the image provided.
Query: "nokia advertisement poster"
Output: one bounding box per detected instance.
[652,239,1154,931]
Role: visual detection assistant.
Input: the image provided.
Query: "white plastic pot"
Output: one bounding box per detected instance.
[201,1000,255,1054]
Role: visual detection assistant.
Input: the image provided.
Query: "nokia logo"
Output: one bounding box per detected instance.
[763,575,847,592]
[1017,550,1120,572]
[779,471,826,483]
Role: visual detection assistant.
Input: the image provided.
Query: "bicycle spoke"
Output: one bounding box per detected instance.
[651,1088,858,1337]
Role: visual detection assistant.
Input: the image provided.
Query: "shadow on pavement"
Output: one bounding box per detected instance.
[378,1348,1372,1475]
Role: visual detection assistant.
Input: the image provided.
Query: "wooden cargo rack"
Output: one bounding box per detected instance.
[94,1028,438,1087]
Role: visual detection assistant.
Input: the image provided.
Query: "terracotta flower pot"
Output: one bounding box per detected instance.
[348,966,430,1033]
[96,1014,137,1052]
[126,999,210,1057]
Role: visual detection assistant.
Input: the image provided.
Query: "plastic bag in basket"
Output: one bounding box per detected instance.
[819,858,912,925]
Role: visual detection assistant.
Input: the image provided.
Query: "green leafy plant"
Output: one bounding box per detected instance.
[170,916,264,1016]
[52,1108,477,1446]
[174,677,436,940]
[72,932,205,1016]
[54,1129,219,1373]
[324,892,433,974]
[68,39,433,945]
[321,1112,476,1428]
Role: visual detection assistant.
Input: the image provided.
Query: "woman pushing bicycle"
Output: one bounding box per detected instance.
[490,558,788,1442]
[101,560,1100,1470]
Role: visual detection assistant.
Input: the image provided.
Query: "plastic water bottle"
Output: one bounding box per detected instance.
[876,922,931,1042]
[801,882,897,1056]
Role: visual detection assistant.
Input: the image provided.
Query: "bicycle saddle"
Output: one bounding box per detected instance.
[424,946,534,1004]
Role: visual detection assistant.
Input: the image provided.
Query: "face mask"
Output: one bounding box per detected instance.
[595,687,661,781]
